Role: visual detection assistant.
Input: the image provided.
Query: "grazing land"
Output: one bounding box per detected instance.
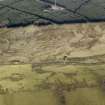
[0,0,105,26]
[0,23,105,105]
[0,64,105,105]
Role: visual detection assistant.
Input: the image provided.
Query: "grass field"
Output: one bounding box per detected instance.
[0,23,105,105]
[0,0,105,26]
[0,63,104,105]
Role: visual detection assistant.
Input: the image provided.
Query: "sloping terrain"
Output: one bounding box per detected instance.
[0,0,105,26]
[0,23,105,105]
[0,23,105,64]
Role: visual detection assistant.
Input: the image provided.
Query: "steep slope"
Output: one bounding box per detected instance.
[0,22,105,64]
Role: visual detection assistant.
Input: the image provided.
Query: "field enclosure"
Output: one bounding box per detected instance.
[0,0,105,26]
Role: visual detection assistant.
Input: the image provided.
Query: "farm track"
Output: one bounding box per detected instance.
[40,0,90,21]
[0,0,105,26]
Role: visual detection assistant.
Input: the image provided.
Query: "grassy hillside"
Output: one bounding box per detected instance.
[0,23,105,64]
[0,64,105,105]
[0,0,105,26]
[0,23,105,105]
